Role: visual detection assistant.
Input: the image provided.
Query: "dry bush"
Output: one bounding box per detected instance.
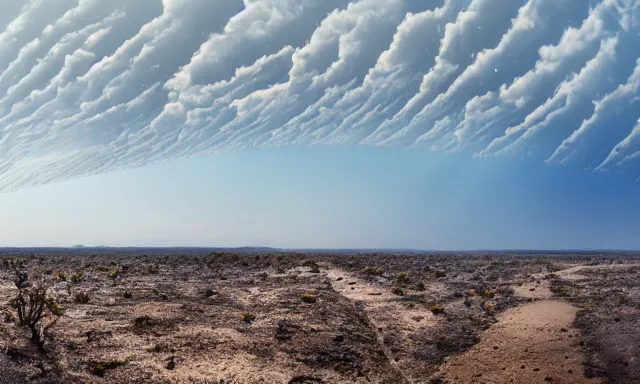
[10,271,65,351]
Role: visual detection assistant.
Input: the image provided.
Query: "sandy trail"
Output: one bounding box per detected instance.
[437,265,609,384]
[440,300,600,384]
[324,264,604,384]
[325,268,443,383]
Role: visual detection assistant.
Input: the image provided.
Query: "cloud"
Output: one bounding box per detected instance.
[0,0,639,191]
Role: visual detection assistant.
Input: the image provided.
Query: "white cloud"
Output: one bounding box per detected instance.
[0,0,639,191]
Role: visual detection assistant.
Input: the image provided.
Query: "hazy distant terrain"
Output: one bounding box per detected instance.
[0,249,639,383]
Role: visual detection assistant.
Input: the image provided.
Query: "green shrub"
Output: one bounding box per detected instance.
[242,312,256,324]
[107,269,120,279]
[363,266,384,276]
[397,272,409,281]
[430,305,445,315]
[71,273,84,283]
[483,302,495,313]
[392,287,405,296]
[482,289,497,298]
[299,293,317,303]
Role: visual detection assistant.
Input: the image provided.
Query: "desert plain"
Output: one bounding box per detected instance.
[0,248,638,384]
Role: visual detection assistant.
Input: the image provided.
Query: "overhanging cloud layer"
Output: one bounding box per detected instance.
[0,0,639,191]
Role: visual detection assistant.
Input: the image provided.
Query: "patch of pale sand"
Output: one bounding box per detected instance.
[0,280,17,302]
[554,266,591,281]
[156,349,361,384]
[440,300,602,384]
[555,263,640,282]
[513,279,552,300]
[325,268,442,383]
[140,351,294,384]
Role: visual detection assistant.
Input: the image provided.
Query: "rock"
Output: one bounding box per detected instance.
[165,356,175,370]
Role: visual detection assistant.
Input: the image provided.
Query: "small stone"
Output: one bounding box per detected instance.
[166,357,175,370]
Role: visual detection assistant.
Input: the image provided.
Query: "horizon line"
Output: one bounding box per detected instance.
[1,245,640,253]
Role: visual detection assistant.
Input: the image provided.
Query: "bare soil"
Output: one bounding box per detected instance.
[0,249,638,384]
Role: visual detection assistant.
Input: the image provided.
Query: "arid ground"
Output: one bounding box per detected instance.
[0,249,638,384]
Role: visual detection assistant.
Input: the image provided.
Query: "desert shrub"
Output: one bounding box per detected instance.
[123,290,133,299]
[483,302,495,314]
[299,293,317,303]
[430,305,445,315]
[362,266,384,276]
[71,273,84,283]
[107,269,120,279]
[55,272,67,282]
[242,312,256,324]
[482,289,497,298]
[434,270,447,278]
[74,291,90,304]
[93,265,110,272]
[147,264,160,274]
[392,287,405,296]
[11,278,65,350]
[467,289,476,296]
[204,289,217,298]
[415,282,426,291]
[397,272,409,281]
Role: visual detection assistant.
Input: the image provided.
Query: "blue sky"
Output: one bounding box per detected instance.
[1,146,639,249]
[0,0,639,249]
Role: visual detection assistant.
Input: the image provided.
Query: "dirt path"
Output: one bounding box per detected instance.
[440,300,600,384]
[325,268,443,383]
[324,264,604,384]
[437,265,607,384]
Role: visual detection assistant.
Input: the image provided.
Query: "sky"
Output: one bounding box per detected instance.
[0,0,639,249]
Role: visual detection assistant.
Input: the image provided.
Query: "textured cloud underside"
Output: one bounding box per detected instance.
[0,0,639,191]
